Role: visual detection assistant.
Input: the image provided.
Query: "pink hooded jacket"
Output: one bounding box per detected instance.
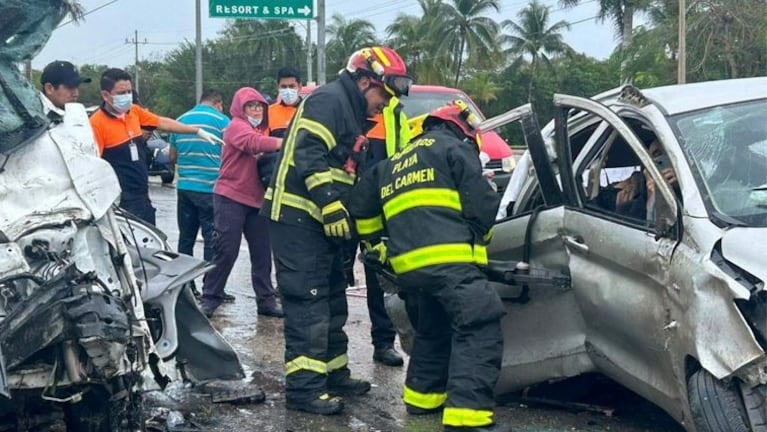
[215,87,281,208]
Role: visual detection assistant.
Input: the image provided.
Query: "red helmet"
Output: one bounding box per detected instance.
[424,99,483,144]
[345,46,412,97]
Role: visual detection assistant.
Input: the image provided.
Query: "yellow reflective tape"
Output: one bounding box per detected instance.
[296,118,337,150]
[473,244,488,265]
[330,167,356,185]
[279,193,322,222]
[327,354,348,372]
[285,355,327,375]
[306,171,333,191]
[389,243,476,274]
[356,215,384,235]
[482,228,493,243]
[383,188,462,219]
[442,407,494,427]
[372,47,390,66]
[402,385,447,409]
[270,103,306,220]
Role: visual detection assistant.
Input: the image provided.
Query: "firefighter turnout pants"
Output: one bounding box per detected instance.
[401,264,505,428]
[269,221,351,402]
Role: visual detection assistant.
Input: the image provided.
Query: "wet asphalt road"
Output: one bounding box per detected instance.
[147,180,684,432]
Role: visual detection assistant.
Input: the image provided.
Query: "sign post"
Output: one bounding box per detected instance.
[209,0,313,19]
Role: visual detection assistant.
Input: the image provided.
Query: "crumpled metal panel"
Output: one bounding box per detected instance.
[0,242,28,281]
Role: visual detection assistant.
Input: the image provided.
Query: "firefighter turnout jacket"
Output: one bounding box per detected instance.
[365,96,411,165]
[348,127,500,274]
[263,73,373,230]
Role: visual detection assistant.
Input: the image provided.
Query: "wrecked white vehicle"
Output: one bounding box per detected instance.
[0,1,244,430]
[382,77,767,432]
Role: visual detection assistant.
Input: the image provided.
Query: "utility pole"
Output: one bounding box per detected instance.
[126,30,147,95]
[317,0,326,85]
[678,0,686,84]
[195,0,203,102]
[306,19,313,84]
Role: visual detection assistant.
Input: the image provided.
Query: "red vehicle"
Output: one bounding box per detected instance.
[298,84,516,192]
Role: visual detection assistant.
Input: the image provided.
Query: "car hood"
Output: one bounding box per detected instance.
[721,227,767,290]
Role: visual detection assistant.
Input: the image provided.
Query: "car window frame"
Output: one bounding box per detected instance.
[552,94,679,232]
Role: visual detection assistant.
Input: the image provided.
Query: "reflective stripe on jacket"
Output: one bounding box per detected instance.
[348,128,500,274]
[262,73,372,230]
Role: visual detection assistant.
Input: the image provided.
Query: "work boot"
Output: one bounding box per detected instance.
[373,346,404,367]
[443,424,511,432]
[258,304,284,318]
[406,404,443,415]
[327,370,371,396]
[286,393,343,415]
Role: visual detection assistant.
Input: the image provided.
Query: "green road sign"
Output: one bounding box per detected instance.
[209,0,313,19]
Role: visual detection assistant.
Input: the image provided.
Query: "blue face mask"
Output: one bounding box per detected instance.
[279,88,299,105]
[248,116,262,128]
[112,93,133,113]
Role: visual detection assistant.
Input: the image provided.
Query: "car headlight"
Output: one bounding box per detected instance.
[502,155,516,172]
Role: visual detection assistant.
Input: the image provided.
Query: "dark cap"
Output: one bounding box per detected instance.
[41,61,92,87]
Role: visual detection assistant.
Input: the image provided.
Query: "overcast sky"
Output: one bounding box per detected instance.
[33,0,621,75]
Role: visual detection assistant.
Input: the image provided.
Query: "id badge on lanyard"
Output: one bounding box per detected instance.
[129,140,139,161]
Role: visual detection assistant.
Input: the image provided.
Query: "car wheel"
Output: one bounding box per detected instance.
[687,368,754,432]
[742,383,767,432]
[160,172,174,184]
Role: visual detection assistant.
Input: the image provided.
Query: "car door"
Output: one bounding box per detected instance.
[483,105,590,393]
[551,94,682,406]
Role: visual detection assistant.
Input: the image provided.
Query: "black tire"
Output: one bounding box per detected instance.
[742,384,767,432]
[160,171,174,184]
[687,369,750,432]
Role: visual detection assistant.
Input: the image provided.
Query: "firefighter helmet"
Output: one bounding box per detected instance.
[423,99,483,144]
[345,46,412,97]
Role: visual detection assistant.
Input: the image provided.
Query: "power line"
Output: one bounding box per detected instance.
[57,0,120,28]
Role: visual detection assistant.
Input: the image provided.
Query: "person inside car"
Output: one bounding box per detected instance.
[612,139,678,221]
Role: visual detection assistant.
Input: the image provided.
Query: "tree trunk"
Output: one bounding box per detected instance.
[622,5,634,48]
[528,56,537,103]
[454,37,466,87]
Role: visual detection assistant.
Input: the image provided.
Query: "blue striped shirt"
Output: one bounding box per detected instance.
[170,104,230,193]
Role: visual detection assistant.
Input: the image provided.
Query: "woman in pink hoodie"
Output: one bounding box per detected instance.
[200,87,283,318]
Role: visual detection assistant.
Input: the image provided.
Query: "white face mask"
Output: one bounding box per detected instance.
[279,88,299,105]
[247,116,262,128]
[112,92,133,113]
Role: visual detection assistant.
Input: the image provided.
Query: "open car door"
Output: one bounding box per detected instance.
[481,106,585,393]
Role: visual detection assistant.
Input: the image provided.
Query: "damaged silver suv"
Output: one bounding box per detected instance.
[384,77,767,432]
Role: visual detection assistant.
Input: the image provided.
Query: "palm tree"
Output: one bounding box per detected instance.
[501,0,571,102]
[385,0,453,84]
[325,13,378,80]
[559,0,652,48]
[433,0,502,86]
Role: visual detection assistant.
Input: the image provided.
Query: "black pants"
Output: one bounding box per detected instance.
[176,189,215,261]
[363,262,397,349]
[401,264,505,428]
[270,221,350,401]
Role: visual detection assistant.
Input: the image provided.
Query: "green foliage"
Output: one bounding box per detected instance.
[38,0,764,129]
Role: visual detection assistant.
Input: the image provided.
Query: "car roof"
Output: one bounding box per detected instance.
[593,77,767,116]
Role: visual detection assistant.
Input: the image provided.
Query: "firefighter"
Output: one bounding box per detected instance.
[348,96,411,367]
[347,100,508,431]
[262,46,412,415]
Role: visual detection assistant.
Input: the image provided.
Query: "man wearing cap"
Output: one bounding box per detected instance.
[39,60,91,124]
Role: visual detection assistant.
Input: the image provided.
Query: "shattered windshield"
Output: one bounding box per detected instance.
[672,99,767,226]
